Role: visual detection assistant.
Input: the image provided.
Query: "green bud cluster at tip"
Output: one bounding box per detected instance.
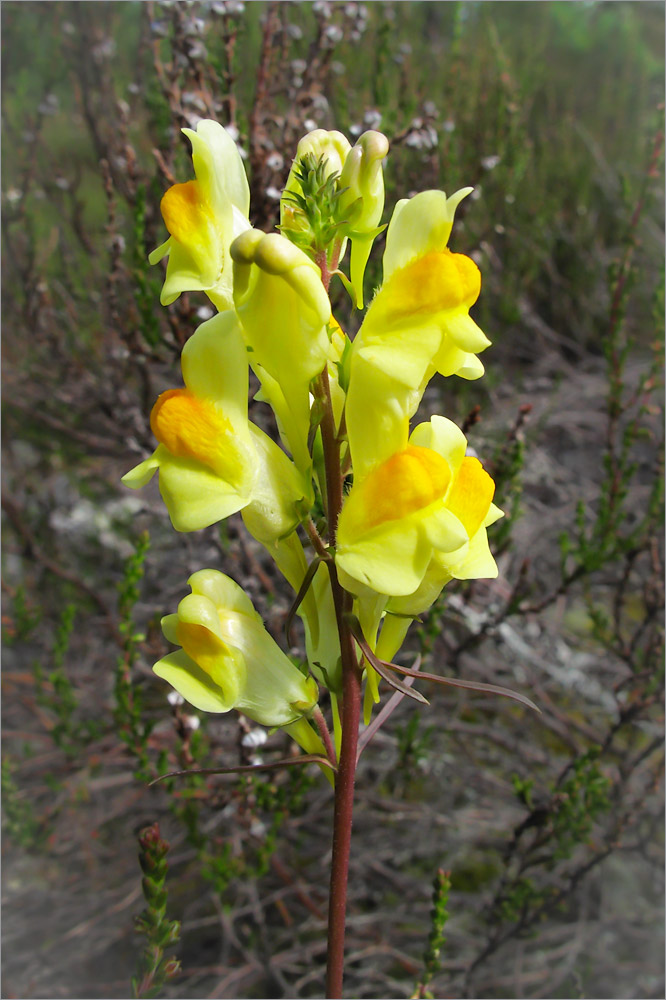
[280,152,361,261]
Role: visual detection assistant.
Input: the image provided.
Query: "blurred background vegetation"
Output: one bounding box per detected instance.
[2,3,664,998]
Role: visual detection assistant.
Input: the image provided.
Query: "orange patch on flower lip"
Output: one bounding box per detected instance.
[344,445,452,537]
[445,456,495,538]
[150,388,235,477]
[384,249,481,319]
[161,180,215,247]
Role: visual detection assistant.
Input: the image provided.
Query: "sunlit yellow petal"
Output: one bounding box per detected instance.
[342,445,451,539]
[445,456,496,538]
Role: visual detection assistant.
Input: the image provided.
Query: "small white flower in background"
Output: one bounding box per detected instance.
[183,714,201,731]
[481,154,501,171]
[92,37,116,61]
[363,108,382,130]
[196,304,214,321]
[242,727,268,748]
[349,123,362,137]
[313,0,331,17]
[286,23,303,40]
[291,58,307,77]
[505,193,516,204]
[423,100,438,118]
[38,94,59,116]
[265,185,282,201]
[303,118,318,131]
[225,122,240,142]
[266,151,284,171]
[471,186,483,200]
[168,691,185,707]
[5,188,23,205]
[405,121,438,151]
[443,118,456,133]
[187,41,207,60]
[312,94,329,112]
[324,23,344,45]
[184,17,206,35]
[331,61,345,75]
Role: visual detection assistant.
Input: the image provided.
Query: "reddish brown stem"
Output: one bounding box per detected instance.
[312,251,361,996]
[325,620,362,999]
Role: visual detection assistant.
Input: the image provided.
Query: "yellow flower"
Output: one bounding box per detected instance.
[231,229,331,472]
[149,120,250,310]
[122,311,310,535]
[336,416,497,598]
[155,570,321,742]
[345,188,490,477]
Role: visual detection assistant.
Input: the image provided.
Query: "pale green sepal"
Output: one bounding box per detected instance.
[149,237,172,266]
[333,267,357,305]
[122,454,160,489]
